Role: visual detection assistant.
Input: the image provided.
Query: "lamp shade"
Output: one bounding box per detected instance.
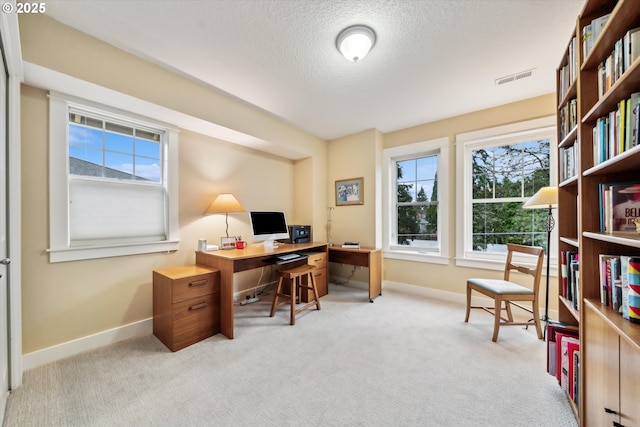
[522,186,558,209]
[336,25,376,62]
[203,193,245,215]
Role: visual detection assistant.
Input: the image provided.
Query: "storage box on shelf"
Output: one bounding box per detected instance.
[556,0,640,426]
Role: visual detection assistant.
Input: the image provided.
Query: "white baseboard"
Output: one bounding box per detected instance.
[22,318,152,371]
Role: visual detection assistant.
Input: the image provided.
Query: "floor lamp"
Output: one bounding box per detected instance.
[523,186,558,338]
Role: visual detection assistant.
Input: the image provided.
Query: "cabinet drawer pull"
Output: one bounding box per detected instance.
[189,302,207,311]
[314,273,322,277]
[312,258,323,263]
[189,279,209,287]
[612,422,624,427]
[605,408,618,414]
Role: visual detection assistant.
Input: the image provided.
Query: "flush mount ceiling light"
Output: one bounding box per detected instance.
[336,25,376,62]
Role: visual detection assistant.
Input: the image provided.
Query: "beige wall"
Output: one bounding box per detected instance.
[19,13,558,356]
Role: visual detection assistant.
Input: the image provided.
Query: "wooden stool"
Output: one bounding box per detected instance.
[270,264,321,325]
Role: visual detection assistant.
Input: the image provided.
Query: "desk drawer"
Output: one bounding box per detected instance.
[172,273,216,304]
[307,252,327,269]
[172,293,220,350]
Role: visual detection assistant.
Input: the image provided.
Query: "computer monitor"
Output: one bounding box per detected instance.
[249,211,290,249]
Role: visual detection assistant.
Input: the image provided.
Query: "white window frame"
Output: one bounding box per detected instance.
[48,91,179,262]
[382,137,449,264]
[455,116,557,272]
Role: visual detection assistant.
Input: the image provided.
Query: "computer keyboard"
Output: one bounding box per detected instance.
[278,253,300,261]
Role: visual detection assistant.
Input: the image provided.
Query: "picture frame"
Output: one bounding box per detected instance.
[220,236,237,250]
[335,177,364,206]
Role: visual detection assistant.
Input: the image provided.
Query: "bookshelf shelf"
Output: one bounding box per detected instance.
[556,1,640,425]
[559,174,578,188]
[560,236,579,247]
[558,126,578,148]
[559,296,580,323]
[583,145,640,176]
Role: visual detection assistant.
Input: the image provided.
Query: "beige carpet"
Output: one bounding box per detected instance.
[3,283,577,426]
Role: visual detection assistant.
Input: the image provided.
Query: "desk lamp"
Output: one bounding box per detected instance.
[204,193,246,239]
[522,186,558,337]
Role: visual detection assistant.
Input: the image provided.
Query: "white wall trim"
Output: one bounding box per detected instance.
[22,319,152,371]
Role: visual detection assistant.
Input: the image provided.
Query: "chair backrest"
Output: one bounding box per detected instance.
[503,243,545,293]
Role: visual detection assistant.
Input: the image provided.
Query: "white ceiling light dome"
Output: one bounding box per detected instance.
[336,25,376,62]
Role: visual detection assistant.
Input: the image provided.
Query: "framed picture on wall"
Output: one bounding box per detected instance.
[335,177,364,206]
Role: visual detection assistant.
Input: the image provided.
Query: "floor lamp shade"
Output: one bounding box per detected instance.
[204,193,245,238]
[522,186,558,210]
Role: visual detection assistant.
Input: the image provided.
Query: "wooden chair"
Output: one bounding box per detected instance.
[270,264,321,325]
[464,243,545,342]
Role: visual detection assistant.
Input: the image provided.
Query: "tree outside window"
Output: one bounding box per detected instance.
[471,139,550,253]
[395,155,438,250]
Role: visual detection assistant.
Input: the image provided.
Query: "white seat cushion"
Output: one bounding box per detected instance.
[467,279,533,296]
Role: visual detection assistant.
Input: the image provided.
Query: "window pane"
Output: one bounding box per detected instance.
[69,124,102,149]
[135,139,161,159]
[105,152,134,179]
[472,201,549,252]
[105,131,134,154]
[397,205,438,247]
[134,156,161,182]
[416,156,437,181]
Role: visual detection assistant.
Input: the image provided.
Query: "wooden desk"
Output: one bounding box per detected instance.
[328,246,382,302]
[195,241,328,339]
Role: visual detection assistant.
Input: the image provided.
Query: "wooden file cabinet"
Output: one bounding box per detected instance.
[153,265,220,351]
[300,251,327,302]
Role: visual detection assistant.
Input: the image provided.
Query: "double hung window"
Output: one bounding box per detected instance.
[456,117,557,269]
[49,93,179,262]
[383,137,449,263]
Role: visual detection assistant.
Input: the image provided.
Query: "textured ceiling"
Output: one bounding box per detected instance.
[43,0,584,141]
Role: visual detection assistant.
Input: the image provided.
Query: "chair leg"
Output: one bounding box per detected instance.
[290,277,297,325]
[309,272,321,311]
[492,296,502,342]
[270,276,284,317]
[464,284,471,323]
[532,301,543,339]
[504,301,514,322]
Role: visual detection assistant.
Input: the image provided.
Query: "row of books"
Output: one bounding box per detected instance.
[597,27,640,99]
[560,251,579,310]
[598,181,640,234]
[582,12,610,59]
[546,323,579,407]
[559,142,579,182]
[558,36,578,102]
[598,254,640,323]
[592,93,640,165]
[559,98,577,141]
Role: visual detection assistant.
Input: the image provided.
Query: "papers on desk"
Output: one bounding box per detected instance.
[342,242,360,248]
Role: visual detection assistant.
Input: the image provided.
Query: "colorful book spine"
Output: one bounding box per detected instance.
[629,257,640,324]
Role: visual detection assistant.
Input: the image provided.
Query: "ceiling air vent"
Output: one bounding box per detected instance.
[495,69,535,86]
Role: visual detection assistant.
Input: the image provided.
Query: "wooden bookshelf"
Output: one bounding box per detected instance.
[556,1,640,426]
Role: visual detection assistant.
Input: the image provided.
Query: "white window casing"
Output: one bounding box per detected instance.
[382,137,449,265]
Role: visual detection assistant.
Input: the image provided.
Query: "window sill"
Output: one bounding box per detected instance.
[383,250,449,265]
[48,240,180,263]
